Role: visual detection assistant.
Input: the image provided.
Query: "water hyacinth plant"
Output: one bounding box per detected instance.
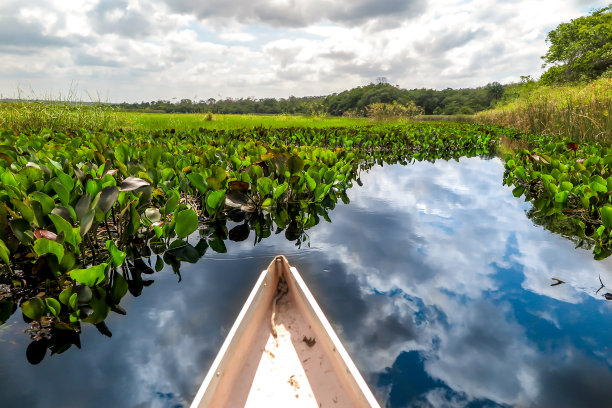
[0,122,501,360]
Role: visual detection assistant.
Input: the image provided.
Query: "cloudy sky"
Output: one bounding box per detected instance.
[0,0,607,102]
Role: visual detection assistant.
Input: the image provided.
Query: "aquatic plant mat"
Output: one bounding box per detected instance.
[0,121,608,362]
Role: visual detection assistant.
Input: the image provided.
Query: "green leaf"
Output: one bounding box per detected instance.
[19,164,43,182]
[601,205,612,229]
[514,166,526,180]
[186,173,208,194]
[145,208,161,223]
[80,209,95,237]
[33,238,64,263]
[554,190,569,203]
[110,273,128,304]
[9,218,34,246]
[304,172,317,192]
[206,190,226,216]
[52,180,70,206]
[69,293,78,310]
[45,298,61,318]
[257,177,273,197]
[86,179,100,198]
[82,288,110,324]
[163,189,180,215]
[22,297,46,320]
[75,194,91,221]
[105,240,126,267]
[48,213,79,249]
[126,204,140,235]
[56,169,74,191]
[0,239,11,273]
[560,181,573,192]
[59,287,74,305]
[28,192,55,215]
[10,199,35,224]
[98,186,119,214]
[273,182,288,200]
[287,156,304,174]
[51,206,75,224]
[209,236,227,253]
[69,263,108,287]
[119,176,150,191]
[175,209,199,239]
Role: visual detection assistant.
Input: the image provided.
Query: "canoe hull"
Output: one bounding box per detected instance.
[190,256,380,407]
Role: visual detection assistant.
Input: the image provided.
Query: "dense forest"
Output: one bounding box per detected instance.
[114,80,506,117]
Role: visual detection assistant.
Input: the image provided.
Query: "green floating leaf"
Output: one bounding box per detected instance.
[45,298,61,318]
[257,177,273,197]
[105,240,126,267]
[82,288,110,324]
[163,189,180,215]
[59,287,74,305]
[145,207,161,223]
[69,263,108,287]
[51,206,75,224]
[10,199,35,225]
[80,209,95,237]
[304,173,317,192]
[287,155,304,174]
[69,293,78,311]
[52,181,70,206]
[186,173,208,194]
[273,182,288,200]
[119,176,150,191]
[75,194,91,221]
[49,213,79,249]
[110,273,128,304]
[554,190,569,203]
[98,186,119,214]
[175,209,199,239]
[22,297,46,320]
[9,218,34,246]
[33,238,64,263]
[29,192,55,215]
[0,239,11,273]
[601,205,612,229]
[206,190,226,216]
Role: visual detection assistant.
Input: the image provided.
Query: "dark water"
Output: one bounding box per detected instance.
[2,157,612,408]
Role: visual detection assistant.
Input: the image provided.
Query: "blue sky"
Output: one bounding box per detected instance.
[0,0,607,102]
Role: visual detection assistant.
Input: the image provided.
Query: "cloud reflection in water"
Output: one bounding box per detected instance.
[2,157,612,407]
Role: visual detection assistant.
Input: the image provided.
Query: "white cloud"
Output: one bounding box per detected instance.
[0,0,608,101]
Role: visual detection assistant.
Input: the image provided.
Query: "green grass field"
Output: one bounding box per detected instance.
[118,112,371,130]
[0,102,380,132]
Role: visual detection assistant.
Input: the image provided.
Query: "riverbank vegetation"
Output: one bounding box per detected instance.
[0,123,500,359]
[476,77,611,142]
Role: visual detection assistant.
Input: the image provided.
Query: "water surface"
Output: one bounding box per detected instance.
[2,157,612,407]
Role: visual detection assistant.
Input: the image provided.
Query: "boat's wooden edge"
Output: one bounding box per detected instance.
[189,261,275,408]
[189,255,381,408]
[286,263,381,408]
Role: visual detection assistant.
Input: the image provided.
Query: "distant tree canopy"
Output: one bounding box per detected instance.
[115,82,506,117]
[540,4,612,84]
[324,82,504,116]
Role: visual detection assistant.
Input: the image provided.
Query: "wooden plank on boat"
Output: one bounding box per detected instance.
[190,255,381,407]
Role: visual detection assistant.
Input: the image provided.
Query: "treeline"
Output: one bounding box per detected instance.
[114,81,506,116]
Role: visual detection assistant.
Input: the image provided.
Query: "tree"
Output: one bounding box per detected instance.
[540,5,612,84]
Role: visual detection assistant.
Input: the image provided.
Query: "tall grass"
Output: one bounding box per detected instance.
[0,87,131,132]
[476,78,612,142]
[0,101,129,132]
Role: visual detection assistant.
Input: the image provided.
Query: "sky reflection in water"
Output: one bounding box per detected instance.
[2,157,612,407]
